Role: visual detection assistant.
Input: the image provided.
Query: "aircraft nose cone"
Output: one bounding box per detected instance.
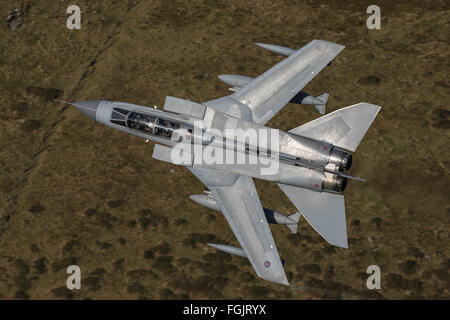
[72,100,101,120]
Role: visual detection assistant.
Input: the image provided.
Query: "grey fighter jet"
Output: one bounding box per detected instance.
[67,40,380,286]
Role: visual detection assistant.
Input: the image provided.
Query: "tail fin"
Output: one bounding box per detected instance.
[278,184,348,248]
[286,212,300,234]
[289,102,381,152]
[313,93,328,114]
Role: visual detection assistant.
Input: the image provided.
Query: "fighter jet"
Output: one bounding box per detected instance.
[66,40,380,286]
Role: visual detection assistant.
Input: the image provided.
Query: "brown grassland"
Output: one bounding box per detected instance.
[0,0,448,299]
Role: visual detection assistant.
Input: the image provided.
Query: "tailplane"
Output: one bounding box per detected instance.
[278,184,348,248]
[289,102,381,152]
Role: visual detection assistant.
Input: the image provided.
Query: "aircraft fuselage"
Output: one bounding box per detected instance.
[75,99,351,193]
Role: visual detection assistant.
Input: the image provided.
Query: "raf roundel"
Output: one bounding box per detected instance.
[264,261,271,268]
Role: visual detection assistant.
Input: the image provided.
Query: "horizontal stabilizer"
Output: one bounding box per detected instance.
[289,103,381,152]
[286,212,300,234]
[277,184,348,248]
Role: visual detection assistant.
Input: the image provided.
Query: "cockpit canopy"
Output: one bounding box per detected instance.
[110,108,181,139]
[127,112,156,134]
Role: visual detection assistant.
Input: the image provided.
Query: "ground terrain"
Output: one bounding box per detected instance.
[0,0,448,299]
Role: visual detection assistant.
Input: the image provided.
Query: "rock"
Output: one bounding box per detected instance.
[6,4,29,30]
[7,10,23,30]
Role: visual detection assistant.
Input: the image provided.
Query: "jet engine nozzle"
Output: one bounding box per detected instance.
[323,174,347,193]
[329,148,352,171]
[341,153,352,171]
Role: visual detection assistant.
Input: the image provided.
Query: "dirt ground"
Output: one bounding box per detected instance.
[0,0,448,299]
